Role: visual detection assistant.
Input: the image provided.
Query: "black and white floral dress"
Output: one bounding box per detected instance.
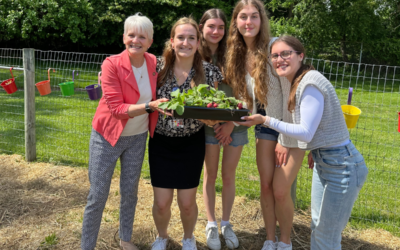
[149,58,223,189]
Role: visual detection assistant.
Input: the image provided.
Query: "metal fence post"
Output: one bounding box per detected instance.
[23,48,36,161]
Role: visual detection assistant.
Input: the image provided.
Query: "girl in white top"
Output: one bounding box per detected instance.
[239,35,368,250]
[224,1,302,250]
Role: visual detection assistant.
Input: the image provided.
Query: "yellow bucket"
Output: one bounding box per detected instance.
[341,105,361,129]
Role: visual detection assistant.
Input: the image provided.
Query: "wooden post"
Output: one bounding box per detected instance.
[23,48,36,161]
[291,176,297,207]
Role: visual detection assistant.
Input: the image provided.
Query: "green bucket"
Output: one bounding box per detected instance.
[59,81,74,96]
[59,70,78,96]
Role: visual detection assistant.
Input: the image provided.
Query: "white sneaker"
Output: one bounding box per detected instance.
[205,225,221,250]
[182,235,197,250]
[261,236,278,250]
[221,224,239,249]
[277,241,292,250]
[151,237,168,250]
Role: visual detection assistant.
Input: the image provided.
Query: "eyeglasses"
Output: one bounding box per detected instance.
[270,50,300,61]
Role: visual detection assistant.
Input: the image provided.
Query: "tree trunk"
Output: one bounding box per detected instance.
[341,35,349,61]
[288,3,294,18]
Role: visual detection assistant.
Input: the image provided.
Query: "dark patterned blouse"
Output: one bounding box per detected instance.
[155,57,223,137]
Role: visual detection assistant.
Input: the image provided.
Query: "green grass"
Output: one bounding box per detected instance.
[39,232,58,249]
[1,68,399,237]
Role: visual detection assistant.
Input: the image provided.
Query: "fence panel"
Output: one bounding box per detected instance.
[0,49,399,236]
[0,49,25,156]
[33,50,110,166]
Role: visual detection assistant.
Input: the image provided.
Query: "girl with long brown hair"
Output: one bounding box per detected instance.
[225,1,301,250]
[239,35,368,250]
[149,17,223,250]
[199,8,249,250]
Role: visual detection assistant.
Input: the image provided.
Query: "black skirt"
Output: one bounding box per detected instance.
[149,127,205,189]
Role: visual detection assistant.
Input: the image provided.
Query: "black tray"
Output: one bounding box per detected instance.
[173,106,250,121]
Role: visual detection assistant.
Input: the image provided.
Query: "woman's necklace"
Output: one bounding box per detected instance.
[132,59,146,79]
[174,69,189,83]
[133,64,145,80]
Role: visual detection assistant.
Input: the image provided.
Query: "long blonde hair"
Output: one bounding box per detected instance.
[225,0,272,109]
[157,17,205,88]
[198,9,227,72]
[271,35,314,112]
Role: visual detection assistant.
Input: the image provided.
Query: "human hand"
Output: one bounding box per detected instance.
[215,122,234,140]
[308,152,315,169]
[275,143,289,168]
[213,123,221,131]
[219,136,232,147]
[237,114,266,127]
[151,98,172,116]
[213,122,234,146]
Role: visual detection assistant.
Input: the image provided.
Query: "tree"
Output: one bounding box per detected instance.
[268,0,384,62]
[0,0,231,53]
[0,0,95,47]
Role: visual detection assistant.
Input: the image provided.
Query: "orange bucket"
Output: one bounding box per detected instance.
[35,68,56,96]
[1,68,17,94]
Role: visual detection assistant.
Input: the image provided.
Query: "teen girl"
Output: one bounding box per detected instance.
[199,8,249,250]
[239,35,368,250]
[225,1,302,250]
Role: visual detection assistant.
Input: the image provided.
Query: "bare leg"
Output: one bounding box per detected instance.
[221,145,243,221]
[273,148,304,244]
[256,139,277,242]
[152,187,174,238]
[177,188,199,239]
[203,144,221,222]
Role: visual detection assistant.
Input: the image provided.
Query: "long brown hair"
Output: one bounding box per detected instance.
[157,17,205,88]
[198,8,227,72]
[271,35,314,112]
[225,0,272,110]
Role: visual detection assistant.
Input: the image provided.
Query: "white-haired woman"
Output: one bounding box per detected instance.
[81,13,169,250]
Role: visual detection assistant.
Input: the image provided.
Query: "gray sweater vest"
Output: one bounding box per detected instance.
[294,70,349,150]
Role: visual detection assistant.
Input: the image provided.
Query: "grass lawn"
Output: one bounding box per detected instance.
[1,60,400,236]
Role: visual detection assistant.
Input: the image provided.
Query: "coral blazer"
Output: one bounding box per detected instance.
[92,50,159,147]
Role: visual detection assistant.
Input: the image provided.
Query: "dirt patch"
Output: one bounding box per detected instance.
[0,154,399,249]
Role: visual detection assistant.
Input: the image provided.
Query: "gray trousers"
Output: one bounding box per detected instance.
[81,129,147,250]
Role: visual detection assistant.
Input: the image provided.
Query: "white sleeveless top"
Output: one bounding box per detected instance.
[120,59,152,136]
[245,63,283,120]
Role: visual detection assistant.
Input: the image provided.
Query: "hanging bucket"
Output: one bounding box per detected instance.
[85,71,102,100]
[0,68,18,94]
[342,105,362,129]
[59,81,74,96]
[341,88,361,129]
[59,70,78,96]
[35,68,55,96]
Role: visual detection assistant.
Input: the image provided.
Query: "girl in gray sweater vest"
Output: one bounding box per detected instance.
[239,35,368,250]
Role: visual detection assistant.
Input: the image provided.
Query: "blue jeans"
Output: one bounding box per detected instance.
[310,141,368,250]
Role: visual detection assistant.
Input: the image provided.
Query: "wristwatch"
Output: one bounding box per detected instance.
[145,102,154,113]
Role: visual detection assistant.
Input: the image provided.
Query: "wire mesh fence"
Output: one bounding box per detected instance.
[0,48,399,236]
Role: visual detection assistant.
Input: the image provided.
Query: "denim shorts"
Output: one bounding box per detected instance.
[205,129,248,147]
[254,108,279,141]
